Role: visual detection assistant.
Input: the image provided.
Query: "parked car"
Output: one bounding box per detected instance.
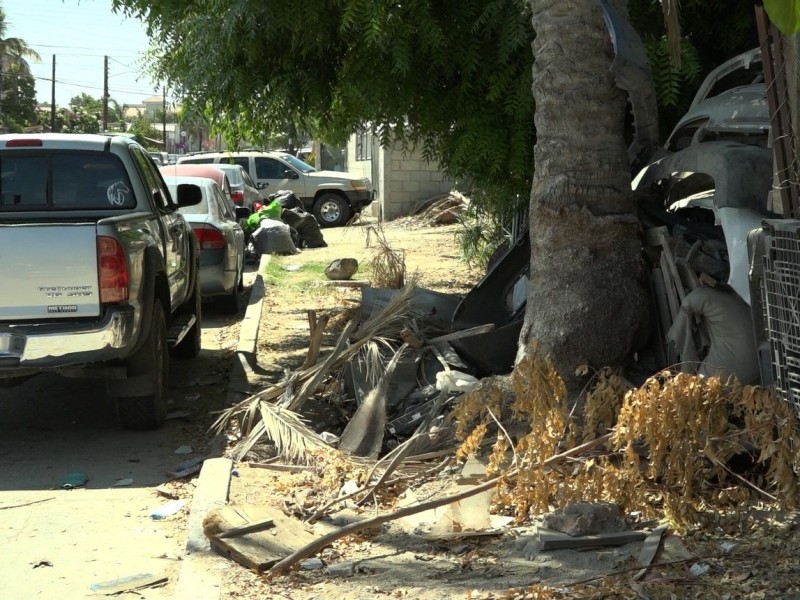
[0,133,203,430]
[149,151,169,166]
[159,163,233,207]
[162,175,250,314]
[214,163,262,212]
[177,150,374,227]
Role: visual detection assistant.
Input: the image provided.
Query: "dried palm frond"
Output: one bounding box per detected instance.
[366,225,405,288]
[234,400,334,464]
[352,275,418,342]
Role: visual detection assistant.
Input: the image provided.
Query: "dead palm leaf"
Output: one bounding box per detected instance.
[234,400,333,464]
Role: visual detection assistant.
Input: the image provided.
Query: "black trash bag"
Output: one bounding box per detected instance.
[268,189,304,211]
[281,207,327,248]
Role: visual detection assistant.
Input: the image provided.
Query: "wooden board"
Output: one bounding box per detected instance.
[204,504,318,572]
[538,528,647,550]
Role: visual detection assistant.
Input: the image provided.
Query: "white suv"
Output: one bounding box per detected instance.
[177,150,374,227]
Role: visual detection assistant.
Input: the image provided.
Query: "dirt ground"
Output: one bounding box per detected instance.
[216,217,800,600]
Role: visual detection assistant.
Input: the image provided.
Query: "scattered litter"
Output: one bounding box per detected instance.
[690,563,711,577]
[61,472,88,490]
[284,264,301,271]
[320,431,339,446]
[720,541,737,553]
[166,409,192,420]
[150,499,185,520]
[434,370,478,393]
[165,464,202,480]
[174,445,193,455]
[155,484,179,499]
[231,469,240,477]
[89,573,167,595]
[31,560,52,568]
[300,558,324,570]
[113,477,134,487]
[175,457,204,471]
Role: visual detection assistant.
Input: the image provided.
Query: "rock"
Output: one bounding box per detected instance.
[300,558,325,570]
[540,502,626,536]
[325,258,359,280]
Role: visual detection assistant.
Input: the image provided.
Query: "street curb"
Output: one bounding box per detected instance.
[226,254,270,406]
[174,256,269,599]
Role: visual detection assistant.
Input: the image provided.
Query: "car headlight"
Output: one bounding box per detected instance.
[351,179,370,192]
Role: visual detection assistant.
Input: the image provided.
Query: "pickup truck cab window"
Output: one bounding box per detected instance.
[0,152,134,210]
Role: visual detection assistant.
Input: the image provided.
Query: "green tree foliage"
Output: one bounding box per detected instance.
[630,0,758,139]
[113,0,535,209]
[764,0,800,34]
[0,64,36,131]
[0,4,40,75]
[50,107,101,134]
[128,114,162,149]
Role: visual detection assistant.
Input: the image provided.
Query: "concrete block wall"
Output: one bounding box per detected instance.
[344,133,452,220]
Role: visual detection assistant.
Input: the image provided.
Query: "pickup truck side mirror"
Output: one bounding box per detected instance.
[234,206,252,220]
[175,183,203,207]
[284,170,299,180]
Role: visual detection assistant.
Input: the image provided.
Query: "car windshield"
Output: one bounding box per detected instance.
[278,154,316,173]
[0,152,135,211]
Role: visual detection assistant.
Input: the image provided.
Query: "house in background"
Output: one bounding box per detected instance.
[345,130,453,220]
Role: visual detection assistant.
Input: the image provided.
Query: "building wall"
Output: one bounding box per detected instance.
[346,133,452,220]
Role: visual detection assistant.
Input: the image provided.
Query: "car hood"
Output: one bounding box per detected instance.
[305,170,365,183]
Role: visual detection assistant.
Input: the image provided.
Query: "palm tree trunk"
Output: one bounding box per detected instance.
[519,0,650,392]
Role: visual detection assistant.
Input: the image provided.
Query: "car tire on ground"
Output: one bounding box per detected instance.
[171,273,202,359]
[116,301,168,430]
[313,193,351,227]
[216,274,242,315]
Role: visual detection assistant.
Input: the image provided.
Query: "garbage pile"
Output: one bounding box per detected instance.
[246,190,327,259]
[218,280,497,464]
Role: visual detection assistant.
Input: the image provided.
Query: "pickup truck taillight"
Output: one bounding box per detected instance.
[230,190,244,205]
[192,225,226,250]
[97,236,129,303]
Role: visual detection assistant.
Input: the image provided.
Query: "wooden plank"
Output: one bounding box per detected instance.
[634,525,667,580]
[659,254,680,321]
[538,528,647,550]
[204,504,318,572]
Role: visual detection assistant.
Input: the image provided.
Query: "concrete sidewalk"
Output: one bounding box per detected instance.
[173,256,269,600]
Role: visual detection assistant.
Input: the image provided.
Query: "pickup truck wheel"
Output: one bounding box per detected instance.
[117,302,168,430]
[171,280,202,359]
[313,194,350,228]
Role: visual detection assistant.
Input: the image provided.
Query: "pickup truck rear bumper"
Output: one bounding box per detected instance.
[0,305,136,370]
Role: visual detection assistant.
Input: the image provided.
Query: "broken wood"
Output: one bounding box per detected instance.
[426,323,496,345]
[204,504,318,572]
[218,517,275,539]
[634,525,667,580]
[0,497,55,510]
[538,528,647,550]
[268,433,612,574]
[302,311,330,369]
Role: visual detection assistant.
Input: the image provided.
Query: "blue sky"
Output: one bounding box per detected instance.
[5,0,164,107]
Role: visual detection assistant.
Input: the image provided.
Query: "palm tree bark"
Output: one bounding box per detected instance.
[519,0,650,392]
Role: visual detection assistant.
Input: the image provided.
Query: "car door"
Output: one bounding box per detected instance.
[210,183,244,275]
[253,156,305,199]
[131,146,191,308]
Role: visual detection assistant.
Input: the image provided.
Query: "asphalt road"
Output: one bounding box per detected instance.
[0,308,241,600]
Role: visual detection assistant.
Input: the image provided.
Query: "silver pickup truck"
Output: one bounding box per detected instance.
[0,134,203,430]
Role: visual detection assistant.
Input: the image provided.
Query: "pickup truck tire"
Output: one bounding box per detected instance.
[117,302,168,430]
[313,193,350,228]
[171,276,202,359]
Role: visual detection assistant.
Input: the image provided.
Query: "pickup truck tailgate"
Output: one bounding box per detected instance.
[0,223,101,320]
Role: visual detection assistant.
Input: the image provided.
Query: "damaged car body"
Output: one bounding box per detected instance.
[633,47,778,386]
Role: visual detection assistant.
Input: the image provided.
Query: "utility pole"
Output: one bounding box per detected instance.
[103,55,109,131]
[50,55,56,132]
[162,87,167,149]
